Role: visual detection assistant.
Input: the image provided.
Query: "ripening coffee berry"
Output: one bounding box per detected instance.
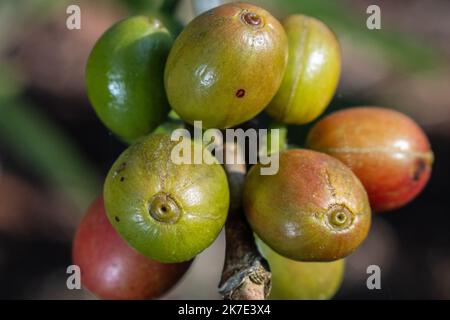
[306,107,433,212]
[164,3,288,128]
[244,149,371,261]
[266,14,341,125]
[256,237,345,300]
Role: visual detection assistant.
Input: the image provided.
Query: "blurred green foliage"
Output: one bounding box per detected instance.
[277,0,442,72]
[0,67,101,212]
[118,0,161,12]
[118,0,179,14]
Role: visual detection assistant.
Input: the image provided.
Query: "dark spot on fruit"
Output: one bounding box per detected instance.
[236,89,245,98]
[413,159,427,181]
[120,177,125,182]
[196,30,207,39]
[114,216,120,222]
[116,162,127,175]
[242,12,262,26]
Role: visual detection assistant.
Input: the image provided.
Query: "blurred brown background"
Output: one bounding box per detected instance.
[0,0,449,299]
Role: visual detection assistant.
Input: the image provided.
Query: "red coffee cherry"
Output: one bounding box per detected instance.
[306,107,433,212]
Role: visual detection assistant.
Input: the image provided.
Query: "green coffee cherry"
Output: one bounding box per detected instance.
[266,15,341,125]
[103,133,230,263]
[86,15,173,142]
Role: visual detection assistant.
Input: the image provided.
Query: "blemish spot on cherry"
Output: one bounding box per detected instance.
[116,162,127,174]
[413,159,427,181]
[236,89,246,98]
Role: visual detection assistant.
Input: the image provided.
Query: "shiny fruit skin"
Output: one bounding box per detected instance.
[104,133,230,263]
[164,3,288,129]
[243,149,371,261]
[256,237,344,300]
[266,15,341,125]
[152,11,184,37]
[306,107,433,212]
[72,197,191,300]
[86,16,173,142]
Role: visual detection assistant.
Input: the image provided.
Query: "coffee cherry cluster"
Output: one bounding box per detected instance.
[73,2,433,300]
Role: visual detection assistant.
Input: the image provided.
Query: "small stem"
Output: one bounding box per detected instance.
[218,142,271,300]
[219,211,271,300]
